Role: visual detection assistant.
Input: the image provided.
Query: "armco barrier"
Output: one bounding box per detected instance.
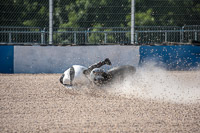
[139,45,200,70]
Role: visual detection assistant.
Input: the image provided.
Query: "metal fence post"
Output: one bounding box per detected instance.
[9,32,12,43]
[165,31,167,42]
[85,30,87,44]
[131,0,135,44]
[49,0,53,44]
[41,28,45,44]
[74,32,77,44]
[195,31,197,41]
[135,32,138,44]
[180,26,184,42]
[87,28,90,44]
[104,33,107,44]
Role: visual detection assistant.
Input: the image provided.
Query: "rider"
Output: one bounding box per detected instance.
[60,58,112,87]
[60,58,136,87]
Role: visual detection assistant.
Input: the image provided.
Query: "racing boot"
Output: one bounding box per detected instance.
[104,58,112,65]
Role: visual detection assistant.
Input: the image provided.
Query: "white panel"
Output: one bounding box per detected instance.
[14,46,139,73]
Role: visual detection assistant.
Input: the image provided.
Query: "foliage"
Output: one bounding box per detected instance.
[0,0,200,27]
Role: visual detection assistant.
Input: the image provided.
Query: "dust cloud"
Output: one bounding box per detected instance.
[107,63,200,104]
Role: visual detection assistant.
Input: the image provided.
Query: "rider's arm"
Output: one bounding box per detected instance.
[83,58,111,75]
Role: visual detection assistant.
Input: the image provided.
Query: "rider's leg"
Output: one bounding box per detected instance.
[83,58,111,75]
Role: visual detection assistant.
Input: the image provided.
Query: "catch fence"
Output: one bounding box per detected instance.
[1,0,200,45]
[0,25,200,45]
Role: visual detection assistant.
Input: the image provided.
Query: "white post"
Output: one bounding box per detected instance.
[49,0,53,44]
[9,33,12,43]
[131,0,135,44]
[74,33,77,44]
[195,31,197,41]
[105,33,107,44]
[41,28,45,44]
[165,32,167,42]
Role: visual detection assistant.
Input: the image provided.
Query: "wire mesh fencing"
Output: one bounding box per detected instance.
[0,26,48,44]
[0,0,200,45]
[53,27,131,44]
[135,0,200,26]
[0,0,49,27]
[1,26,199,44]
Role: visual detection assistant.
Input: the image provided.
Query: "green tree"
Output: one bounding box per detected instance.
[22,0,48,27]
[0,0,23,26]
[1,0,200,28]
[135,0,200,26]
[58,0,130,28]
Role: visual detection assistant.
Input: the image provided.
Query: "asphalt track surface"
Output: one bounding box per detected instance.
[0,71,200,132]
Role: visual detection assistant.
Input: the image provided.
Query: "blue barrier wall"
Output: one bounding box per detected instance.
[0,46,14,73]
[139,45,200,70]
